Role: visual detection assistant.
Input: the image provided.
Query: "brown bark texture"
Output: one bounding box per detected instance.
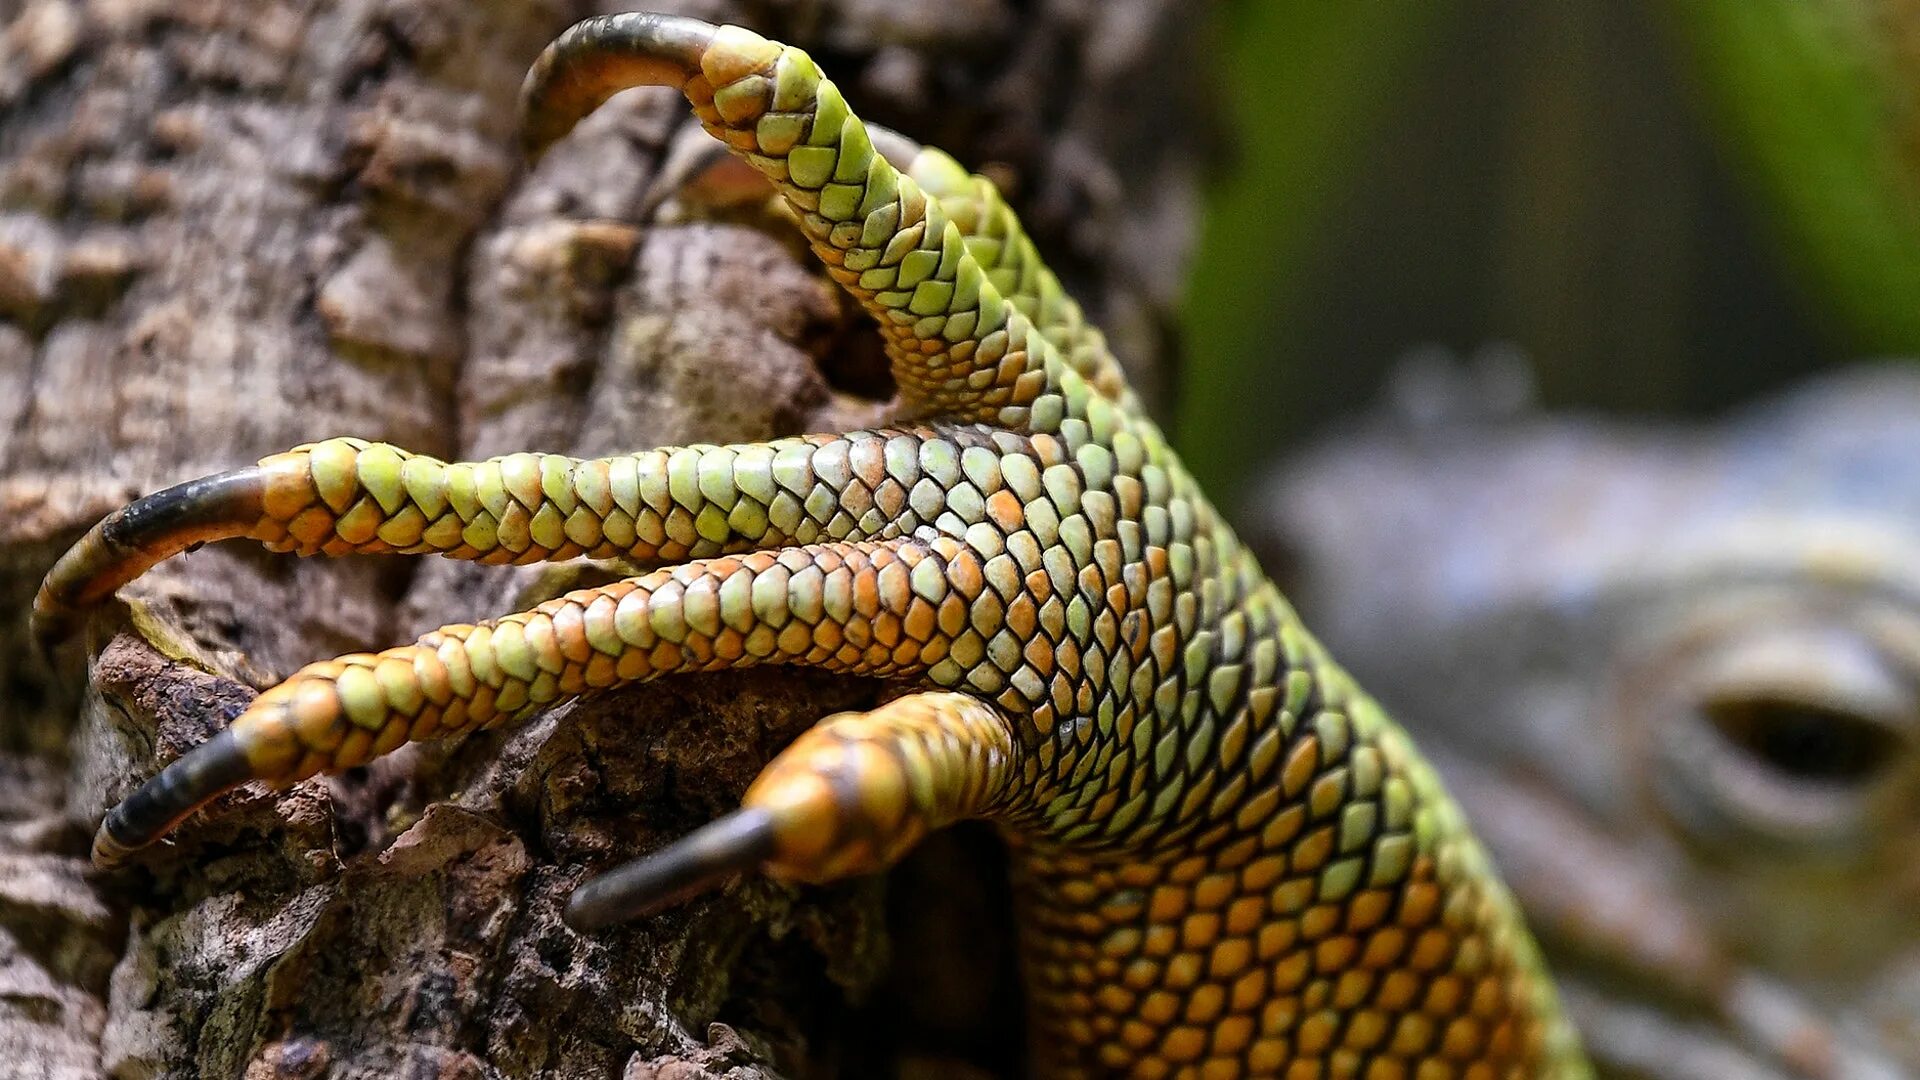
[0,1,1208,1077]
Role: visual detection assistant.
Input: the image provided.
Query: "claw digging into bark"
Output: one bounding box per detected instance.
[564,808,777,929]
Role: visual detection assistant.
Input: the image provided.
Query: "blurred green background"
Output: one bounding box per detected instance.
[1177,0,1920,502]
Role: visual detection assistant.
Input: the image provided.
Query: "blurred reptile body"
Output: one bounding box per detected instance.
[35,14,1589,1078]
[1255,359,1920,1079]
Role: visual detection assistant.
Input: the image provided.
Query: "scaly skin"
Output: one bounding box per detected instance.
[37,13,1588,1078]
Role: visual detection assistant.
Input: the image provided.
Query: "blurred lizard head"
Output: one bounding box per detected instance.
[1249,358,1920,1079]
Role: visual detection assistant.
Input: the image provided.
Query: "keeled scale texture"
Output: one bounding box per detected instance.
[40,14,1589,1078]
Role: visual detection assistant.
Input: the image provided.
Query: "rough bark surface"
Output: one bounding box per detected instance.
[0,1,1207,1077]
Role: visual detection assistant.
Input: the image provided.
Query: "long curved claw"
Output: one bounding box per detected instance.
[565,808,777,930]
[38,428,1002,659]
[521,12,716,161]
[91,728,256,868]
[33,469,268,651]
[564,691,1019,929]
[85,536,1006,866]
[521,12,1099,425]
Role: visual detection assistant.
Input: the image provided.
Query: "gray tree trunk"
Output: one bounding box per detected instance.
[0,1,1208,1076]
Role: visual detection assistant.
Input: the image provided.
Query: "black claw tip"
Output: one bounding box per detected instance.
[92,728,256,868]
[35,468,266,650]
[564,808,777,932]
[520,12,718,163]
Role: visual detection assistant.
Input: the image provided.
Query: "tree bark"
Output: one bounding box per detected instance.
[0,1,1209,1076]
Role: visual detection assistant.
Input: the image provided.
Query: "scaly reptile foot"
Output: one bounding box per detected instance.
[44,12,1590,1077]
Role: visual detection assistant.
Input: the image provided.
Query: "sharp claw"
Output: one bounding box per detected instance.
[32,561,98,656]
[34,468,267,651]
[27,608,72,666]
[519,12,719,163]
[564,807,778,931]
[92,727,256,869]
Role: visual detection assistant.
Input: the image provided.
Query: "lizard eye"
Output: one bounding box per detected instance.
[1698,693,1901,786]
[1642,618,1920,859]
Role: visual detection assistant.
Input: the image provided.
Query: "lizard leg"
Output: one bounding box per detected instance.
[891,139,1134,407]
[522,13,1092,426]
[624,115,1133,411]
[565,689,1018,929]
[91,535,996,867]
[34,427,977,647]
